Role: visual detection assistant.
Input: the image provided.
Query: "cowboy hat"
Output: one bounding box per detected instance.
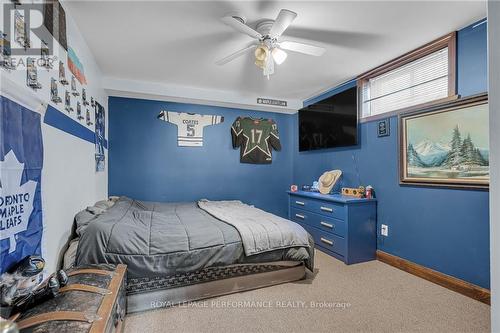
[318,170,342,194]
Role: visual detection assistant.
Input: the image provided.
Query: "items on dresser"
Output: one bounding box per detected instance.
[312,181,319,191]
[301,181,319,192]
[13,264,126,333]
[341,186,365,198]
[318,170,342,194]
[288,191,376,264]
[365,185,374,199]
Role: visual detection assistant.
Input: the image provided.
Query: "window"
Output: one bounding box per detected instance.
[359,33,456,119]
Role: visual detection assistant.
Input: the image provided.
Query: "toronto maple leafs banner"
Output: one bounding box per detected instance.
[0,95,44,273]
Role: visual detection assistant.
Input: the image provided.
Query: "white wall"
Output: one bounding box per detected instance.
[0,1,107,273]
[489,1,499,332]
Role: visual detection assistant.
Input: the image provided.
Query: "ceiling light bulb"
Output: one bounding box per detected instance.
[255,59,265,69]
[255,45,269,61]
[272,48,287,65]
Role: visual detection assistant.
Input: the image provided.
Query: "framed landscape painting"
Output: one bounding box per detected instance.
[400,95,489,189]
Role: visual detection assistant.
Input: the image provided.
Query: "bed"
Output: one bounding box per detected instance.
[70,197,314,313]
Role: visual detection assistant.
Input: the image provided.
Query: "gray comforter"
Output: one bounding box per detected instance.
[198,200,310,255]
[76,197,314,279]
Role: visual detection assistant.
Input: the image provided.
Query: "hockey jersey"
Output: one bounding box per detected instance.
[158,111,224,147]
[231,117,281,164]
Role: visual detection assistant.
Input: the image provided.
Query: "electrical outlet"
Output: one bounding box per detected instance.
[381,224,389,237]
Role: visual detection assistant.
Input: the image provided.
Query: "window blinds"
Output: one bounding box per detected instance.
[361,48,449,118]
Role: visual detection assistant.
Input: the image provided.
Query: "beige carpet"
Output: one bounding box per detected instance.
[124,250,490,333]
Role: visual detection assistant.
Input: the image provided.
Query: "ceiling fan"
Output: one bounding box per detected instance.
[216,9,326,79]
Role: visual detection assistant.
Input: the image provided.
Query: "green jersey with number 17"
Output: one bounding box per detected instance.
[231,117,281,164]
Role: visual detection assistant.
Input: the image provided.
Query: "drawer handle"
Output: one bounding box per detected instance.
[320,221,334,229]
[295,214,305,219]
[295,201,305,206]
[320,206,333,213]
[320,237,333,246]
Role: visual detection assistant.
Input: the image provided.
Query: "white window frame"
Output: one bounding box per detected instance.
[358,32,457,121]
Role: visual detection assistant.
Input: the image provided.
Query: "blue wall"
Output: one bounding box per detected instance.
[108,19,489,289]
[292,20,490,288]
[457,19,488,97]
[108,98,294,218]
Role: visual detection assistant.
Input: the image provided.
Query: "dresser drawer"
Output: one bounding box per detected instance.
[290,195,346,220]
[308,200,345,220]
[290,196,314,210]
[290,208,346,237]
[306,225,346,256]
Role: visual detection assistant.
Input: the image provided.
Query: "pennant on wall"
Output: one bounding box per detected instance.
[67,47,87,85]
[0,96,44,273]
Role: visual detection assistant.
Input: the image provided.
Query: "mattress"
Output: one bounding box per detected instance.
[127,261,301,295]
[126,261,306,313]
[76,197,314,279]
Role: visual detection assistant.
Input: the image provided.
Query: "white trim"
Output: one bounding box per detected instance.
[488,1,499,331]
[103,77,302,115]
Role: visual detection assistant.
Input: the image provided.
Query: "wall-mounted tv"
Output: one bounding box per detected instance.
[299,86,358,151]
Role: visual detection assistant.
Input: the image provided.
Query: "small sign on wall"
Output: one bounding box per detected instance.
[257,98,287,107]
[377,119,390,137]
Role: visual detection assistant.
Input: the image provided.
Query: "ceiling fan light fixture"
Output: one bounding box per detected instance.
[255,59,265,69]
[255,44,269,69]
[216,8,326,79]
[255,45,269,61]
[272,48,287,65]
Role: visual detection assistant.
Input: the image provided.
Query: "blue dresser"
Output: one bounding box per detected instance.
[288,191,377,264]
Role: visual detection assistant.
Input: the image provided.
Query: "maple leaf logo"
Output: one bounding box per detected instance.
[0,150,37,253]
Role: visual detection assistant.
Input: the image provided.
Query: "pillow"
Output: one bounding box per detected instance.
[63,238,79,270]
[94,199,116,210]
[86,206,106,215]
[74,198,119,237]
[74,209,98,237]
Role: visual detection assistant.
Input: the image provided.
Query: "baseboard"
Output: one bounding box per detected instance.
[376,250,490,305]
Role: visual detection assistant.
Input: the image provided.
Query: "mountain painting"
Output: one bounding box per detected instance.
[400,97,489,188]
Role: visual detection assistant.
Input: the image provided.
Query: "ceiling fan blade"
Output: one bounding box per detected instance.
[269,9,297,38]
[284,27,380,48]
[215,44,257,65]
[279,41,326,56]
[221,16,262,39]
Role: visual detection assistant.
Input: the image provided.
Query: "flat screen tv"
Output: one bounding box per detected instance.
[299,86,358,151]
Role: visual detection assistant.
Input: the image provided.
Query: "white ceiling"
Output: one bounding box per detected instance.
[64,0,486,112]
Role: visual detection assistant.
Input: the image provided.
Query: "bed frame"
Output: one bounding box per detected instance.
[126,261,306,313]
